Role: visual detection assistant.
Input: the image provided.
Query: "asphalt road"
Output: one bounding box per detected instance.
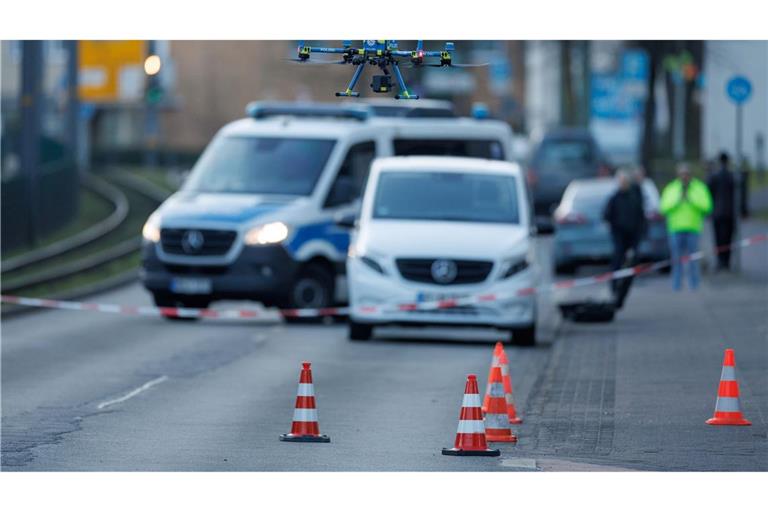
[2,224,767,471]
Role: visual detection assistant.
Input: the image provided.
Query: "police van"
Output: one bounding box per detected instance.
[140,102,515,312]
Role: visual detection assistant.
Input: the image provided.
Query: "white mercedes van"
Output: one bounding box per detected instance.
[346,156,537,344]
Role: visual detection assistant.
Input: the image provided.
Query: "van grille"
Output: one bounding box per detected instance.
[161,228,237,256]
[395,258,493,285]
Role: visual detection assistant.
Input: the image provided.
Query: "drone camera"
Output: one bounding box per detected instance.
[371,75,393,93]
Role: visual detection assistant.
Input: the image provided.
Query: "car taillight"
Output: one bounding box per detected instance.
[598,164,611,177]
[526,167,538,187]
[555,211,587,225]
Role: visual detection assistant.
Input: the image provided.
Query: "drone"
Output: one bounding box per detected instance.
[289,40,487,100]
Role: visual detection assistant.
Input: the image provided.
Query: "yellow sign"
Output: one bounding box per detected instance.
[79,41,146,102]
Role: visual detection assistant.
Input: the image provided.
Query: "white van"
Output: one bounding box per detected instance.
[140,102,515,312]
[345,157,537,345]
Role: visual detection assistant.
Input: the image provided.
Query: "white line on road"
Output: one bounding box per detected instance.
[96,376,169,410]
[499,458,539,470]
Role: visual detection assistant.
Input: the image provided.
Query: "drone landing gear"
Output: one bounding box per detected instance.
[392,62,418,100]
[335,63,364,97]
[333,57,418,100]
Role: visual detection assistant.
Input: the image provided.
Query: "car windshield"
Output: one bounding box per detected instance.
[570,186,613,216]
[184,136,336,195]
[568,180,659,217]
[535,138,596,172]
[393,139,505,160]
[373,171,519,224]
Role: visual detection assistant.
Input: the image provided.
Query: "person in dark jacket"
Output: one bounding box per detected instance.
[630,165,649,237]
[707,152,736,270]
[603,170,647,307]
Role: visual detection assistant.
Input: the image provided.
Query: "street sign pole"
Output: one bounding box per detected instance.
[733,102,742,272]
[726,75,752,273]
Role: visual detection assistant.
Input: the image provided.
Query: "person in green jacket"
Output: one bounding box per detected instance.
[659,163,713,290]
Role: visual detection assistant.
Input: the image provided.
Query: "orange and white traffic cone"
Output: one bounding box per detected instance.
[484,366,518,443]
[280,361,331,442]
[481,342,504,414]
[706,349,751,426]
[443,374,500,456]
[498,350,523,424]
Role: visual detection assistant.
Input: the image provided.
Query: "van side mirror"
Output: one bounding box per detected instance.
[334,211,358,229]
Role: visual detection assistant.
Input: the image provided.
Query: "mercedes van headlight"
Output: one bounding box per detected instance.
[499,256,529,280]
[142,214,161,243]
[244,222,290,245]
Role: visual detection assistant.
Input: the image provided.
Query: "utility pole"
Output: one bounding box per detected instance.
[672,74,685,160]
[65,41,80,175]
[20,41,43,247]
[560,41,575,125]
[580,41,591,127]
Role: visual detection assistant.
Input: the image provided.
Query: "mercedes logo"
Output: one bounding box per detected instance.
[431,259,458,284]
[181,230,205,254]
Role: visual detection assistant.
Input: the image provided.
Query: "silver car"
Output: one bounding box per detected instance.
[552,178,669,275]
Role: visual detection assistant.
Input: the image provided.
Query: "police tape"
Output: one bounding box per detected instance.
[2,233,766,320]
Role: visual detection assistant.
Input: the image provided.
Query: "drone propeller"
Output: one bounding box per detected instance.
[425,62,490,68]
[285,58,347,65]
[404,61,489,69]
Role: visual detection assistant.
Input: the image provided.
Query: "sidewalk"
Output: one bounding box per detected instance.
[513,221,767,470]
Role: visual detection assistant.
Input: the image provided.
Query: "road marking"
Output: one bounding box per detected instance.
[499,457,539,470]
[96,376,168,410]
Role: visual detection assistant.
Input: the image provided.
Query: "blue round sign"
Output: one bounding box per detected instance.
[726,76,752,104]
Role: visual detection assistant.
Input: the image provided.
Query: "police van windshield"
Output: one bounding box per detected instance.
[393,139,505,160]
[185,136,336,195]
[373,171,519,224]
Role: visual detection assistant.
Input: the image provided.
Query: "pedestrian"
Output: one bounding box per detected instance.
[630,165,649,218]
[603,169,647,308]
[707,152,736,270]
[660,163,713,291]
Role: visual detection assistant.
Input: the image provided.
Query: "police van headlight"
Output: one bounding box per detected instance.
[244,222,290,245]
[142,214,161,243]
[499,256,529,280]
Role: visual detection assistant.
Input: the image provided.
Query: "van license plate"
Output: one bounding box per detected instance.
[416,292,467,303]
[170,277,212,295]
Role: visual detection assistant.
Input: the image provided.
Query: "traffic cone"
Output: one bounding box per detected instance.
[706,349,751,426]
[442,374,500,456]
[484,366,517,443]
[498,350,523,424]
[280,361,331,442]
[481,342,504,413]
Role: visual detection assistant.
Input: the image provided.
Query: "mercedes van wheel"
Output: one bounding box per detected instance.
[285,263,334,310]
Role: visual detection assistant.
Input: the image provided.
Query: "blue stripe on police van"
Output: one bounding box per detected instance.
[286,221,350,257]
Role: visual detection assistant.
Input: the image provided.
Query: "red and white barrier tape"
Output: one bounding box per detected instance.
[2,233,766,320]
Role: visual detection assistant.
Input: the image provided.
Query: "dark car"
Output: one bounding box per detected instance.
[552,178,669,274]
[527,128,611,232]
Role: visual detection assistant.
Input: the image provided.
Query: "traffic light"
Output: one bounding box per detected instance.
[145,84,164,105]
